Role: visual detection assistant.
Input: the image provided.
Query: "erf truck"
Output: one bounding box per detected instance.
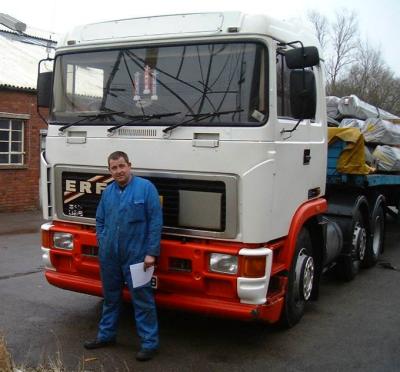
[37,12,398,327]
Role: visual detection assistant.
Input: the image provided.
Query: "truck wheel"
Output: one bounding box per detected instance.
[280,228,314,328]
[341,210,367,281]
[362,201,385,268]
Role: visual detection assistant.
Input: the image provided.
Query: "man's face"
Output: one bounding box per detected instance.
[108,157,132,187]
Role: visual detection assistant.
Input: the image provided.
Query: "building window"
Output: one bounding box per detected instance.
[0,118,24,165]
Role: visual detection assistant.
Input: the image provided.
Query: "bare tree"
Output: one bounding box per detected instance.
[334,41,400,115]
[307,10,329,50]
[307,9,359,95]
[307,7,400,116]
[335,42,385,96]
[327,9,359,93]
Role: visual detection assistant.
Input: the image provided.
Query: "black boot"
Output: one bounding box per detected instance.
[135,348,158,361]
[84,338,116,350]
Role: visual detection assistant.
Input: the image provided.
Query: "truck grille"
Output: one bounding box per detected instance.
[61,171,226,232]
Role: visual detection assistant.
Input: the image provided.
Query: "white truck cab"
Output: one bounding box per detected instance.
[39,12,328,326]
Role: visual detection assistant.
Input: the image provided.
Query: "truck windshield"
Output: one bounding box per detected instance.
[51,42,268,126]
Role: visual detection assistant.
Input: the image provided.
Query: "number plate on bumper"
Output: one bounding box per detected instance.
[151,276,158,289]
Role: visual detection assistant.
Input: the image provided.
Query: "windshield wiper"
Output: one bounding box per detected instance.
[58,111,125,132]
[107,112,181,133]
[163,109,243,134]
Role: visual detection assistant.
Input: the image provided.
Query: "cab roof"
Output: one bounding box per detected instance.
[58,12,321,52]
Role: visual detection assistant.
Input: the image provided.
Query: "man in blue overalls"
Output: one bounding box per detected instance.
[84,151,162,362]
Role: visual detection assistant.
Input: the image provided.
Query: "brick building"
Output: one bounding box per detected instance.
[0,15,56,212]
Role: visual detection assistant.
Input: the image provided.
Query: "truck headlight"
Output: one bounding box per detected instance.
[209,253,238,275]
[53,232,74,250]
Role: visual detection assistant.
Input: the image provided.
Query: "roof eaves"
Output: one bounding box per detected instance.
[0,84,37,93]
[0,28,56,44]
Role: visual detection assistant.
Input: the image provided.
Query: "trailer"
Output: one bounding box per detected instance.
[325,128,400,279]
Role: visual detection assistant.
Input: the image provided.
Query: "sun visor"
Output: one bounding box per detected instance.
[79,13,241,42]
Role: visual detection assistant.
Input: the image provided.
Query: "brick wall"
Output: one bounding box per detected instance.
[0,88,47,212]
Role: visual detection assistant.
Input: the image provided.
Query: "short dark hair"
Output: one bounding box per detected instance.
[108,151,130,167]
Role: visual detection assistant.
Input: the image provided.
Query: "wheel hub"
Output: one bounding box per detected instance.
[352,223,367,260]
[372,214,382,256]
[302,256,314,300]
[295,249,314,301]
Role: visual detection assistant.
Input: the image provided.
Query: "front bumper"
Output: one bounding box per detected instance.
[45,270,284,322]
[42,221,287,323]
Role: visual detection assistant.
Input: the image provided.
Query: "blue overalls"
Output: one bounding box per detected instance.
[96,176,162,350]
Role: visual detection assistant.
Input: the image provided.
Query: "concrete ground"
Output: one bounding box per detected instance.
[0,209,45,236]
[1,210,400,371]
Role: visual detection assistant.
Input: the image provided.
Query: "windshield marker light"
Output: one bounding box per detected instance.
[53,232,74,250]
[209,253,238,275]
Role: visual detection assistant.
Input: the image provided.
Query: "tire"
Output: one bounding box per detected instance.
[280,228,315,328]
[340,210,367,281]
[362,201,385,268]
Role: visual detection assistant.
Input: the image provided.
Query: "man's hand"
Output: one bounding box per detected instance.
[144,255,156,271]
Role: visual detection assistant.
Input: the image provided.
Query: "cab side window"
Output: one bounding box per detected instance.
[277,51,315,120]
[276,52,292,118]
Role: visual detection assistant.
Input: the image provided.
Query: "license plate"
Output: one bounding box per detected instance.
[151,276,158,289]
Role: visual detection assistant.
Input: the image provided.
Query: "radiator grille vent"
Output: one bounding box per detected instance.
[117,128,157,137]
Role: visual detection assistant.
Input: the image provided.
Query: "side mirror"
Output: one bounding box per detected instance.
[37,71,53,108]
[290,69,316,119]
[285,46,319,69]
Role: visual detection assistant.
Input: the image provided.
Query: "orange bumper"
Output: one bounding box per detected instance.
[45,270,284,322]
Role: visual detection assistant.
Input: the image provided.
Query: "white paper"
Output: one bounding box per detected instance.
[129,262,154,288]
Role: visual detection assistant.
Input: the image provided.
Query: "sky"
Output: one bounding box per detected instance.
[2,0,400,76]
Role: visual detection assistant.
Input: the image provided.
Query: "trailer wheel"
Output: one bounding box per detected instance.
[280,228,314,328]
[341,210,367,281]
[362,201,385,268]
